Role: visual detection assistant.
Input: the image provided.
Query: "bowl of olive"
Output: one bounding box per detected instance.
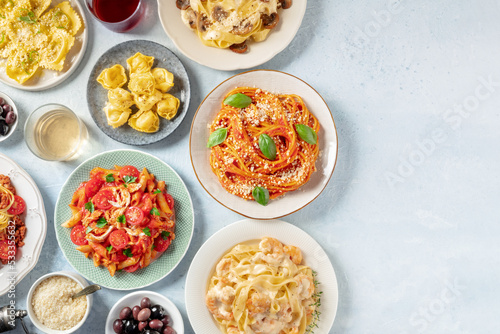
[105,291,183,334]
[0,92,18,142]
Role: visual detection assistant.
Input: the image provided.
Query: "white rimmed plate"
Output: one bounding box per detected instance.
[105,290,184,334]
[0,0,88,91]
[0,153,47,296]
[185,219,338,334]
[189,70,338,219]
[157,1,307,70]
[54,149,195,290]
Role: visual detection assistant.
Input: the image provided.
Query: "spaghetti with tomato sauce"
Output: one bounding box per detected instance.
[208,87,320,202]
[62,165,175,276]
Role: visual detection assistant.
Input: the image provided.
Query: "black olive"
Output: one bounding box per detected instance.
[150,305,165,320]
[142,331,161,334]
[0,120,9,136]
[123,319,139,334]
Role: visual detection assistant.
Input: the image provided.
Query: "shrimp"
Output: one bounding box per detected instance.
[246,292,271,315]
[206,290,233,321]
[277,302,293,323]
[259,237,284,256]
[284,245,302,265]
[216,258,232,277]
[294,274,315,299]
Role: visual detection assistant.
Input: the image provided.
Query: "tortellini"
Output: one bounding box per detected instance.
[97,52,181,133]
[151,67,174,93]
[98,65,128,90]
[1,0,83,84]
[156,94,180,120]
[128,110,159,133]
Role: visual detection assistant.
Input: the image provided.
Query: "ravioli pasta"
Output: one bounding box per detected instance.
[206,237,319,334]
[0,0,83,84]
[97,52,180,132]
[178,0,292,53]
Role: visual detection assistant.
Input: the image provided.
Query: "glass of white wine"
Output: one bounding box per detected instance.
[25,104,88,161]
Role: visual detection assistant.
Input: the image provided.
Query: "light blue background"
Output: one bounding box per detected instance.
[1,0,499,333]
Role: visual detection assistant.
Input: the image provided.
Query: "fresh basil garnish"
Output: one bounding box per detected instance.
[295,124,317,145]
[153,189,161,194]
[223,93,252,108]
[161,231,170,240]
[150,207,160,216]
[252,186,269,206]
[106,245,113,252]
[96,218,107,228]
[207,128,228,148]
[84,201,94,213]
[117,214,126,224]
[123,175,137,187]
[85,226,93,234]
[259,134,277,160]
[105,173,115,182]
[143,227,151,237]
[123,249,133,257]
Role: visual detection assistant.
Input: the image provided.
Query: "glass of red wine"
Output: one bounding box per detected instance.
[85,0,144,33]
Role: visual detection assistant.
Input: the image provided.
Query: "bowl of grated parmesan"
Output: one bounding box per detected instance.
[27,271,93,334]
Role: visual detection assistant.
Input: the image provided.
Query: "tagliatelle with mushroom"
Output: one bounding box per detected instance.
[177,0,292,53]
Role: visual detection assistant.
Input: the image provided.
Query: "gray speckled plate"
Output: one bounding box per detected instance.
[87,40,190,145]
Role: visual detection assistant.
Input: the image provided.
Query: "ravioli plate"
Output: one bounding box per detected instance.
[87,40,191,146]
[0,0,88,91]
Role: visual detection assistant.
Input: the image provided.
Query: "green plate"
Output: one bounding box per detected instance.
[55,149,194,290]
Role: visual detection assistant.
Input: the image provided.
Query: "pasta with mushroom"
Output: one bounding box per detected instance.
[177,0,292,53]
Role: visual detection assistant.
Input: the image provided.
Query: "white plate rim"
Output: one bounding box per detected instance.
[157,0,307,71]
[189,69,339,219]
[185,219,338,334]
[54,149,195,290]
[104,290,185,334]
[0,0,89,91]
[0,153,47,296]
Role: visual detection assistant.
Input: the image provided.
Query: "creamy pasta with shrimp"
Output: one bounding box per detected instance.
[206,237,317,334]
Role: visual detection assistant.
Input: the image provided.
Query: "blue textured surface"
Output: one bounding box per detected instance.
[0,0,499,333]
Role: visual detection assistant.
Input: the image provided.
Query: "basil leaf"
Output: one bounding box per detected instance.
[123,249,133,257]
[143,227,151,237]
[161,231,170,240]
[123,175,137,184]
[84,201,94,213]
[295,124,317,145]
[106,245,113,252]
[223,93,252,108]
[85,226,93,234]
[96,218,107,228]
[150,207,160,216]
[207,128,227,148]
[153,189,161,194]
[105,173,115,182]
[152,244,156,250]
[252,186,269,206]
[117,215,126,224]
[259,134,277,160]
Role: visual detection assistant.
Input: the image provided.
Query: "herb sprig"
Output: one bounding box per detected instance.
[306,270,323,334]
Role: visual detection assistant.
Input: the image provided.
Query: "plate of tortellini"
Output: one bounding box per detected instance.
[87,40,190,145]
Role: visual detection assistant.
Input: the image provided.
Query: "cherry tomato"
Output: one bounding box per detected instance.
[109,230,129,250]
[125,207,144,226]
[119,165,140,179]
[111,251,128,263]
[0,240,15,260]
[104,182,117,188]
[85,178,104,198]
[154,235,171,252]
[92,190,114,210]
[139,193,153,214]
[165,193,174,210]
[70,225,88,246]
[7,195,26,215]
[123,262,140,273]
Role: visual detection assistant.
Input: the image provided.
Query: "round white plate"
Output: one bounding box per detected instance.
[105,290,184,334]
[0,153,47,296]
[190,70,338,219]
[157,1,307,70]
[185,219,338,334]
[0,0,88,91]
